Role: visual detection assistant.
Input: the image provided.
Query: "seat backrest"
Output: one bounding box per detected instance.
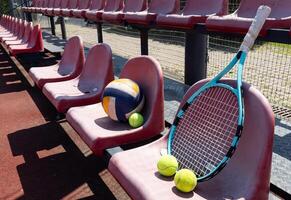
[9,17,16,31]
[18,20,26,38]
[183,0,228,16]
[78,0,91,9]
[103,0,124,12]
[60,0,69,8]
[23,22,33,43]
[148,0,179,14]
[78,43,114,92]
[28,24,44,52]
[68,0,79,9]
[124,0,147,13]
[89,0,105,10]
[16,19,23,35]
[43,0,50,8]
[236,0,276,18]
[48,0,55,8]
[35,0,45,8]
[11,18,18,34]
[53,0,61,8]
[270,0,291,18]
[58,36,85,77]
[119,56,164,131]
[178,79,274,199]
[31,0,38,6]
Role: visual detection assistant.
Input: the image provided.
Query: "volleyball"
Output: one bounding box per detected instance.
[102,79,145,122]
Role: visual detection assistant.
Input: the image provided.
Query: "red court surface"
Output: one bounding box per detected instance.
[0,47,129,200]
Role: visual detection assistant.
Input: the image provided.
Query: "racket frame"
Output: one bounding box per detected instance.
[168,50,247,182]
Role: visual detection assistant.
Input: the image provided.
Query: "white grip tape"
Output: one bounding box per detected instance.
[240,5,271,52]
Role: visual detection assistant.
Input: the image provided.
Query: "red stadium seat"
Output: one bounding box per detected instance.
[206,0,291,36]
[109,79,274,200]
[85,0,123,22]
[72,0,92,18]
[61,0,79,17]
[157,0,228,29]
[0,19,22,42]
[8,24,44,56]
[0,17,15,33]
[124,0,180,25]
[41,0,55,15]
[102,0,147,24]
[4,22,33,46]
[23,0,42,13]
[53,0,69,16]
[66,56,164,156]
[46,0,61,16]
[1,20,25,43]
[0,18,18,38]
[29,36,85,88]
[42,43,114,113]
[36,0,49,13]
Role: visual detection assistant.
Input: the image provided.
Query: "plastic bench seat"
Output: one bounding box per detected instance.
[85,0,123,22]
[81,0,105,20]
[37,0,51,14]
[35,0,47,13]
[23,0,42,13]
[109,79,274,200]
[66,56,164,156]
[0,18,18,38]
[102,0,146,24]
[54,0,69,16]
[1,21,25,43]
[41,0,55,15]
[124,0,179,25]
[206,0,291,36]
[29,36,85,88]
[8,24,44,56]
[4,22,33,46]
[0,18,17,37]
[72,0,92,18]
[157,0,228,29]
[61,0,79,17]
[46,0,61,16]
[42,43,114,113]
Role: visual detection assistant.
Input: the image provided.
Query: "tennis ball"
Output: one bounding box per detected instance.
[174,169,197,192]
[157,155,178,176]
[129,113,144,128]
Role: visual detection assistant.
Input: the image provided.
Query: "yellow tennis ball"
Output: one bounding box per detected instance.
[157,155,178,176]
[129,113,144,128]
[174,169,197,192]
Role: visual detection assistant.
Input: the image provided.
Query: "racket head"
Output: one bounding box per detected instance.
[168,83,243,182]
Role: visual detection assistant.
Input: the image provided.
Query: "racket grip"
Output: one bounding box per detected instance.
[239,5,271,52]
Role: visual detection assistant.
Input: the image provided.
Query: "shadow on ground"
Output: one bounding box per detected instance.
[8,122,116,200]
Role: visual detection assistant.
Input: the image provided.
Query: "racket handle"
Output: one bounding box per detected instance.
[239,5,271,52]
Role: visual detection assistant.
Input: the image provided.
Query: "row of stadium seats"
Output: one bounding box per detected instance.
[22,0,228,29]
[0,15,44,55]
[22,0,291,33]
[29,36,164,156]
[27,36,274,199]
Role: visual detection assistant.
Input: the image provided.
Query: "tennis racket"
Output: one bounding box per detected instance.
[167,5,271,182]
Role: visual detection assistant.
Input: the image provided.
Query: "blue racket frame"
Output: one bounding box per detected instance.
[168,50,247,182]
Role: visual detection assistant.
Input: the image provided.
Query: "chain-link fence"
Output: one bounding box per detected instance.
[35,0,291,121]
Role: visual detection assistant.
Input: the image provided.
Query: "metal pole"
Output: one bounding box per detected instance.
[96,22,103,43]
[60,17,67,40]
[49,16,56,36]
[140,28,149,55]
[184,30,207,85]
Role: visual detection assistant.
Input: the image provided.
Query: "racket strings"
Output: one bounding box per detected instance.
[172,87,239,177]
